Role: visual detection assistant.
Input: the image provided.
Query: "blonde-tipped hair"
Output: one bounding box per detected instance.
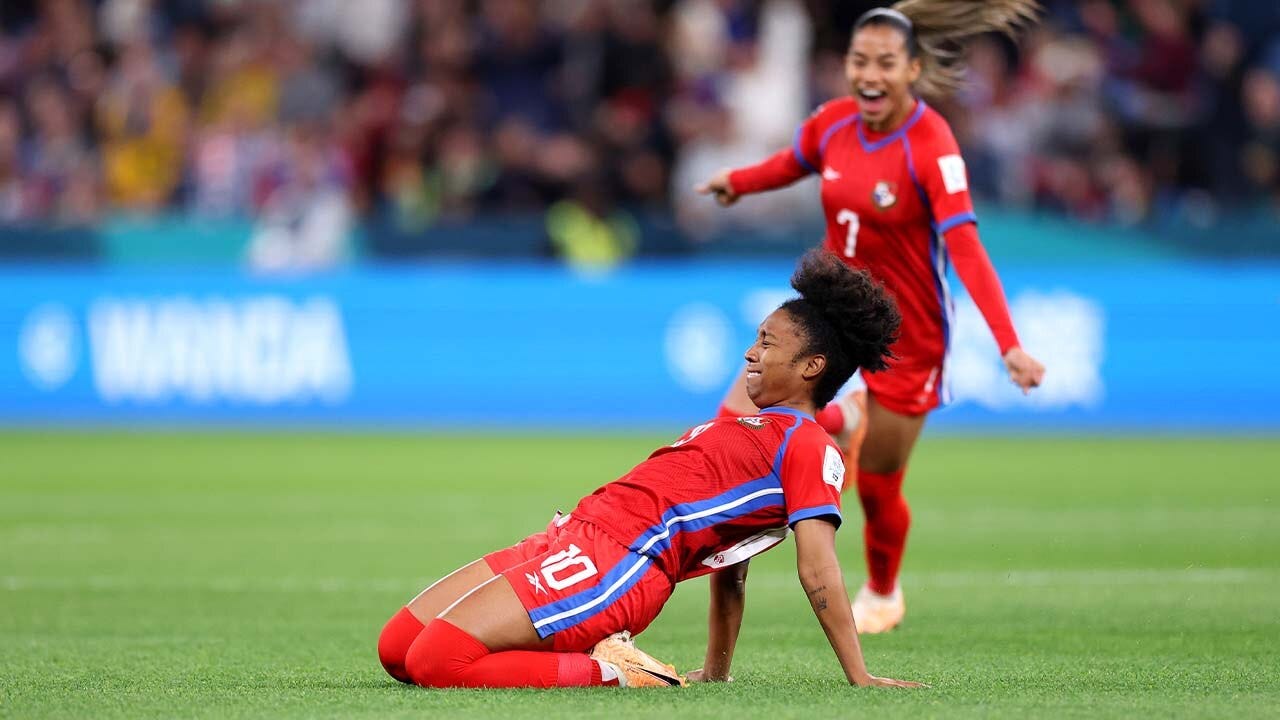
[876,0,1041,99]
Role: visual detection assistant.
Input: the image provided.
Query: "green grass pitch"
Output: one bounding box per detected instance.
[1,431,1277,719]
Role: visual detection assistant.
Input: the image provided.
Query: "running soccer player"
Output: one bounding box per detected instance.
[697,1,1046,633]
[377,250,922,689]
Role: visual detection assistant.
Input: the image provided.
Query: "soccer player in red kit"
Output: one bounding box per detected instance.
[377,251,923,689]
[697,1,1046,633]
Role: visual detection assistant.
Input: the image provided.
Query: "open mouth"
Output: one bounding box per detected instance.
[856,88,888,112]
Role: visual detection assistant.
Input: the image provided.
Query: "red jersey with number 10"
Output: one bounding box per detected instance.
[731,98,980,368]
[570,407,844,583]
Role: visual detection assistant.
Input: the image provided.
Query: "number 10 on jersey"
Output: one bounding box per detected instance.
[837,209,859,257]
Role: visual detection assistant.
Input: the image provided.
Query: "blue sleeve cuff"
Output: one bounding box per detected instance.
[935,211,978,234]
[788,504,842,529]
[792,125,818,175]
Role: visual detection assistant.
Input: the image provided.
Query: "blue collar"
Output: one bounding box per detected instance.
[760,406,816,422]
[856,98,926,153]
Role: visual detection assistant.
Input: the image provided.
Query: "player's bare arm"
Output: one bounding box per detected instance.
[690,560,750,682]
[793,518,924,688]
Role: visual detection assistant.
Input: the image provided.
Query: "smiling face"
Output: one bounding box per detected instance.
[743,309,826,414]
[845,24,921,131]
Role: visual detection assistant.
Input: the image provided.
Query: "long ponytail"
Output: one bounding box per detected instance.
[857,0,1041,99]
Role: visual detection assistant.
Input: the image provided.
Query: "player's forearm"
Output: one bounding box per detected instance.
[945,222,1021,355]
[727,148,811,195]
[797,561,872,685]
[702,561,749,679]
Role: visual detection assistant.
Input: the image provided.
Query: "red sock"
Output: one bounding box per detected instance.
[405,619,603,688]
[815,403,845,434]
[856,468,910,595]
[378,607,426,683]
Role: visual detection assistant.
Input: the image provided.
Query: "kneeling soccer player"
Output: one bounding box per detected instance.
[377,250,923,689]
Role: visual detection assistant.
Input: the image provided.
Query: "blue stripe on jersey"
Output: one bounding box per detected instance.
[936,211,977,234]
[855,100,927,153]
[902,134,955,407]
[527,552,653,638]
[770,411,804,470]
[818,114,859,156]
[631,476,785,557]
[792,125,818,174]
[788,504,843,528]
[628,414,807,559]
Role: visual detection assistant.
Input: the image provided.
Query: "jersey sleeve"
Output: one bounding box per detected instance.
[727,101,835,195]
[946,222,1021,355]
[778,426,844,529]
[913,119,977,234]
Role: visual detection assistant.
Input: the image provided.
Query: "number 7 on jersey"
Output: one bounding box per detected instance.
[837,208,859,257]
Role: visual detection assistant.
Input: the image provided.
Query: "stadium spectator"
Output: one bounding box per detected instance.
[0,0,1276,253]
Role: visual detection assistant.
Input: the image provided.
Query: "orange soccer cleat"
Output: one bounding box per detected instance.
[851,583,905,634]
[589,631,687,688]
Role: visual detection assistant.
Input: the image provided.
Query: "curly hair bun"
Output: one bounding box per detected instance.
[781,250,901,406]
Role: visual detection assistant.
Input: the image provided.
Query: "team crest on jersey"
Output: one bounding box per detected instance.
[871,181,898,209]
[736,416,771,429]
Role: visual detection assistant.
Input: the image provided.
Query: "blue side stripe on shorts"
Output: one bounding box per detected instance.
[526,553,653,638]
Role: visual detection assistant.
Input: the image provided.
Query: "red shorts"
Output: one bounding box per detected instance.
[483,514,672,652]
[863,357,946,416]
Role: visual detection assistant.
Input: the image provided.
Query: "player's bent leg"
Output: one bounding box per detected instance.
[378,559,498,682]
[404,518,682,689]
[406,574,607,688]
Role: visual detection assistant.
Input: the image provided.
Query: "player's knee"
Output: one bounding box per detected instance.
[404,624,444,687]
[404,619,479,688]
[378,607,425,684]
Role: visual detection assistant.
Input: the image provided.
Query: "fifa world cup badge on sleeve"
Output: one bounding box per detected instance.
[823,445,845,491]
[937,154,968,194]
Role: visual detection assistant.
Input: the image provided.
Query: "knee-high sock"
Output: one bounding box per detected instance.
[405,619,605,688]
[856,468,910,595]
[378,607,425,683]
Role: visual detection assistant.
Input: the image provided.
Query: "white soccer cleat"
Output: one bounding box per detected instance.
[851,583,905,634]
[589,631,687,688]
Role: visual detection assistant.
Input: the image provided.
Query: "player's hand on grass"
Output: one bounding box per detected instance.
[686,668,733,683]
[1003,347,1045,394]
[696,170,740,207]
[855,673,929,689]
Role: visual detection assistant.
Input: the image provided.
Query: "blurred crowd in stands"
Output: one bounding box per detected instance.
[0,0,1277,264]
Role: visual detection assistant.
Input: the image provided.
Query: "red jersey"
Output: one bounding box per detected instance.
[730,98,1021,398]
[571,407,844,582]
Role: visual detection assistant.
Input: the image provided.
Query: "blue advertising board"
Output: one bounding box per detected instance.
[1,262,1277,431]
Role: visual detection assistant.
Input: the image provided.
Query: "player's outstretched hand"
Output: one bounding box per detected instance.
[856,674,929,689]
[686,668,733,683]
[1003,347,1045,394]
[695,169,740,207]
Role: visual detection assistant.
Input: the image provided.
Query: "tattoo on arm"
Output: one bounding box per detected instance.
[805,585,829,612]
